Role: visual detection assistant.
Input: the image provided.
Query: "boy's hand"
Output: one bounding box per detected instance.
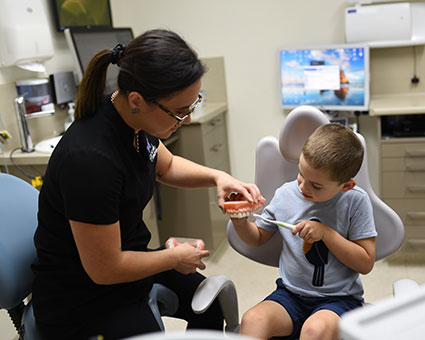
[292,220,329,244]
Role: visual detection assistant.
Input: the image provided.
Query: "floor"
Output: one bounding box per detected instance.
[1,242,424,339]
[162,241,425,332]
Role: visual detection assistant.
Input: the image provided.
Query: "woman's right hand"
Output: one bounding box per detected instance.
[169,241,210,274]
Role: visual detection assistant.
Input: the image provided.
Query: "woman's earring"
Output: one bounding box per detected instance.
[131,108,140,114]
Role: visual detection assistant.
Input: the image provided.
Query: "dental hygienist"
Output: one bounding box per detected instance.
[31,29,262,340]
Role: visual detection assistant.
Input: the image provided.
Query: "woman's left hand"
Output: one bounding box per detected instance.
[215,172,262,212]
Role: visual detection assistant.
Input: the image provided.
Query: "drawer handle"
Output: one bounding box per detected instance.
[406,149,425,157]
[407,212,425,221]
[407,239,425,247]
[407,185,425,193]
[210,144,224,152]
[208,117,223,127]
[406,163,425,172]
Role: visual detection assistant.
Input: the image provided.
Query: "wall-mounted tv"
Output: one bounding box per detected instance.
[279,44,370,112]
[52,0,113,32]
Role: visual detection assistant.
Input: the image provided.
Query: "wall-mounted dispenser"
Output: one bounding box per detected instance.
[345,2,425,48]
[0,0,54,70]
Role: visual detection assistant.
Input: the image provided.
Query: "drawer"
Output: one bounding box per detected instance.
[202,114,226,136]
[382,172,425,198]
[382,142,425,158]
[402,225,425,252]
[382,158,425,172]
[203,123,229,167]
[405,225,425,239]
[384,199,425,225]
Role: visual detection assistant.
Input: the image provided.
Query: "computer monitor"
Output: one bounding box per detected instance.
[279,44,370,112]
[52,0,113,32]
[64,26,134,93]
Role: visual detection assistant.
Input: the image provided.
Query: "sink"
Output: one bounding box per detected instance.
[34,136,62,153]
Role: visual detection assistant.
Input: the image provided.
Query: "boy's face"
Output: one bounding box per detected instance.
[297,154,355,202]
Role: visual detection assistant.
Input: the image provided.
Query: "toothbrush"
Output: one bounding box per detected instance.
[253,214,295,231]
[253,214,313,254]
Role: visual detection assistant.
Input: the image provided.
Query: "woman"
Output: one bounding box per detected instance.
[32,29,261,340]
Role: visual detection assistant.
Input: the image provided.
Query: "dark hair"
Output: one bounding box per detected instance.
[75,29,205,119]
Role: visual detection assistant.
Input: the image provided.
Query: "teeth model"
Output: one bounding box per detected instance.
[223,196,266,219]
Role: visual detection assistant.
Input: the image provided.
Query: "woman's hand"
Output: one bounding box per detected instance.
[215,172,262,212]
[172,242,210,274]
[165,238,209,274]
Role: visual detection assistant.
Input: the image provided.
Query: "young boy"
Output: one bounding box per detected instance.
[231,123,377,340]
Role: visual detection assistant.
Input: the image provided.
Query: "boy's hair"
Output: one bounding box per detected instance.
[301,123,364,184]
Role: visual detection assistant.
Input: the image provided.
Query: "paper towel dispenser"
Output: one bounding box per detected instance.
[0,0,54,69]
[345,2,425,48]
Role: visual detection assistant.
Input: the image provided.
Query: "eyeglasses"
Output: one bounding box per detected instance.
[154,93,203,127]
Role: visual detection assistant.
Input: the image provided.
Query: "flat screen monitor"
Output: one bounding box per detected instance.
[64,27,134,93]
[52,0,113,31]
[279,44,370,112]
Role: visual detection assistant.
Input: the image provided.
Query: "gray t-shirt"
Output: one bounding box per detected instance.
[257,180,377,301]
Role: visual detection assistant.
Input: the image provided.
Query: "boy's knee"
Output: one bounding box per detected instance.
[240,308,267,330]
[301,319,328,340]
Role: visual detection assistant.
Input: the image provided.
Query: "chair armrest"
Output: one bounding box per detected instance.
[393,278,421,297]
[148,283,179,331]
[191,274,239,332]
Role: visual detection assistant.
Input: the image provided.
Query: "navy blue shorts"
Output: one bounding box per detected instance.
[264,278,363,340]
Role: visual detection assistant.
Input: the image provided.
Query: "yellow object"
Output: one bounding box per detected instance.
[0,130,12,140]
[31,176,43,189]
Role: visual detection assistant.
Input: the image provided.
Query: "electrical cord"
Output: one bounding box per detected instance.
[9,148,36,179]
[0,111,10,173]
[0,143,9,173]
[9,148,43,188]
[411,46,420,84]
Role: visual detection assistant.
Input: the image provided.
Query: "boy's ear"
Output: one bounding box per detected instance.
[341,179,356,193]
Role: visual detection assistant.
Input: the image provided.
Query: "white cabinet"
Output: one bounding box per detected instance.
[380,138,425,251]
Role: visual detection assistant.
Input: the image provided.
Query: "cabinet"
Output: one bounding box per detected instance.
[380,137,425,251]
[156,57,231,251]
[371,94,425,251]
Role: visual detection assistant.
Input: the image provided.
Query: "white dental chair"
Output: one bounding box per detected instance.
[0,173,237,339]
[216,105,413,334]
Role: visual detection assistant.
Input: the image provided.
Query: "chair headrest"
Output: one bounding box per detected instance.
[279,106,329,162]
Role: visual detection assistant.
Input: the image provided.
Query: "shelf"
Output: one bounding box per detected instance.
[369,93,425,116]
[368,38,425,49]
[24,109,55,119]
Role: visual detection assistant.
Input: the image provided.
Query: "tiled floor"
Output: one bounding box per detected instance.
[2,242,424,339]
[163,241,425,331]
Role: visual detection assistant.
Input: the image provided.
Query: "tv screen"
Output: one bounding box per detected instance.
[53,0,113,31]
[64,27,134,93]
[280,44,370,112]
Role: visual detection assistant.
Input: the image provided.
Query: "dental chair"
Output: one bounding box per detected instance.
[0,173,237,339]
[194,105,414,335]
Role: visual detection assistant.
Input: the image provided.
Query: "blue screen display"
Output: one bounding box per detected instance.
[280,46,369,111]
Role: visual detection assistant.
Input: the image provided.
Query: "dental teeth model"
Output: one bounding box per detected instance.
[223,196,266,218]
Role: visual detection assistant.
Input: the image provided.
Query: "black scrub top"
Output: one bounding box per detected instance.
[32,95,159,329]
